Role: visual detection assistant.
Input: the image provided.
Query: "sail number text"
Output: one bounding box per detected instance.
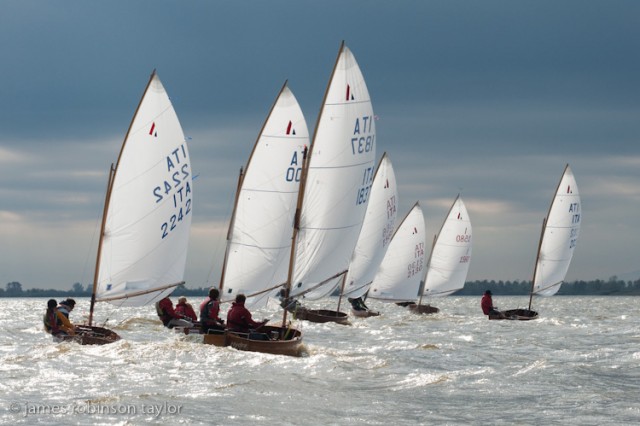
[569,202,580,248]
[407,242,425,278]
[152,145,192,239]
[356,166,375,205]
[350,116,375,155]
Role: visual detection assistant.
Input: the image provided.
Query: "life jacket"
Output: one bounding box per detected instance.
[201,300,220,324]
[43,310,61,334]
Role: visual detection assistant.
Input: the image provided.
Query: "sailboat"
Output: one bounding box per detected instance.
[410,195,472,314]
[341,152,398,318]
[490,164,581,320]
[76,71,193,344]
[201,82,306,356]
[368,202,426,305]
[282,41,377,326]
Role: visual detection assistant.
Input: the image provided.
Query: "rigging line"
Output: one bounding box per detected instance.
[532,280,563,294]
[290,270,347,298]
[220,282,285,304]
[325,100,371,106]
[309,159,374,170]
[242,188,298,194]
[300,223,362,231]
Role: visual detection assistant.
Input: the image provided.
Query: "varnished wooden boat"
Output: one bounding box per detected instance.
[292,308,351,325]
[408,304,440,315]
[202,325,304,357]
[67,325,121,345]
[350,308,380,318]
[488,309,539,321]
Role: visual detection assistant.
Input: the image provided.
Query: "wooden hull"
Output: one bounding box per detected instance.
[489,309,539,321]
[294,309,351,325]
[67,325,121,345]
[202,325,304,357]
[351,308,380,318]
[408,304,440,315]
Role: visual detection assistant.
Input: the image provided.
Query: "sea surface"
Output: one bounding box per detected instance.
[1,296,639,425]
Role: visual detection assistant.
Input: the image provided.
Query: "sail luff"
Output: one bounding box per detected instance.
[89,164,115,326]
[528,217,547,310]
[219,167,244,294]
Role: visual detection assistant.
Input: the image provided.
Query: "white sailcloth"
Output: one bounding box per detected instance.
[221,83,309,308]
[532,164,581,296]
[422,195,472,298]
[343,152,398,299]
[95,72,192,307]
[290,43,376,300]
[369,202,426,302]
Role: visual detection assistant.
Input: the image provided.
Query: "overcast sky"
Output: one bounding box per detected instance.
[1,1,638,291]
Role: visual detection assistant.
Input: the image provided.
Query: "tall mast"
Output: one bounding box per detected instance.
[218,167,244,294]
[89,165,115,326]
[528,217,547,311]
[417,233,438,307]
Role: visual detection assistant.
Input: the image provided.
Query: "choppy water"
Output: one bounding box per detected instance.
[1,296,639,425]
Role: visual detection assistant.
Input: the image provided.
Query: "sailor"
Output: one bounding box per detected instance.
[226,294,267,334]
[480,290,505,318]
[175,297,198,322]
[43,299,75,338]
[200,288,225,333]
[156,297,193,328]
[57,298,76,319]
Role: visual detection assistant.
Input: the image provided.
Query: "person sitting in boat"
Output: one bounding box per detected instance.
[175,297,198,322]
[43,299,75,338]
[348,297,369,312]
[277,289,305,313]
[200,288,225,333]
[227,294,267,334]
[57,298,76,319]
[156,297,193,328]
[481,290,505,318]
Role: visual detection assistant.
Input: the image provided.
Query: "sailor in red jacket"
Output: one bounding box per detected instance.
[481,290,504,318]
[226,294,267,333]
[200,288,225,333]
[156,297,193,328]
[175,297,198,322]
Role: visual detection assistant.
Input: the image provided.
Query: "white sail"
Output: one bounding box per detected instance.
[343,152,398,298]
[221,83,309,308]
[422,195,472,298]
[95,72,192,307]
[532,164,581,296]
[290,42,376,300]
[369,202,426,302]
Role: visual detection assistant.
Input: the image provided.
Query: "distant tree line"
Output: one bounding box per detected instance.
[0,282,212,298]
[3,276,640,298]
[453,276,640,296]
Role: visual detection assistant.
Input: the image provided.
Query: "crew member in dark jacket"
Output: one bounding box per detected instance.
[226,294,267,333]
[200,288,225,333]
[156,297,193,328]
